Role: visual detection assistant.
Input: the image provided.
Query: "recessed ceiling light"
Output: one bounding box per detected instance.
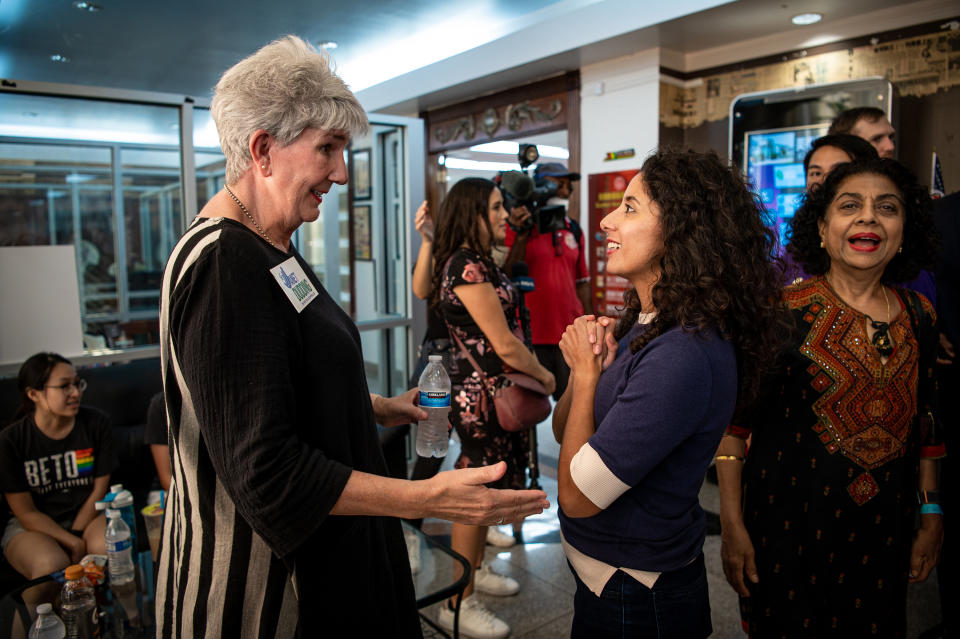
[73,0,102,11]
[316,41,338,50]
[50,54,70,63]
[792,13,822,25]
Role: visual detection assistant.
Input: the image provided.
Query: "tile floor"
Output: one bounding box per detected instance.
[414,420,945,638]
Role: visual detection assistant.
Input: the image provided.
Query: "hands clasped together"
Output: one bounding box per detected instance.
[558,315,619,382]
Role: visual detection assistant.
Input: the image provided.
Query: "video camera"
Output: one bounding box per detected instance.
[498,144,567,235]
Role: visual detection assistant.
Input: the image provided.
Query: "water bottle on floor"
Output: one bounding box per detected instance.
[105,509,139,624]
[29,603,65,639]
[417,355,451,458]
[61,564,99,639]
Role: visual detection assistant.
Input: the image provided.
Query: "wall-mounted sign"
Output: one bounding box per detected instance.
[587,169,640,317]
[603,148,635,161]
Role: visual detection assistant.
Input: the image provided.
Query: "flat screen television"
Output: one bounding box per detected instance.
[743,124,827,250]
[729,77,894,252]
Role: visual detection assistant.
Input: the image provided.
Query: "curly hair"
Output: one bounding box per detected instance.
[787,158,938,283]
[429,178,497,310]
[612,149,789,410]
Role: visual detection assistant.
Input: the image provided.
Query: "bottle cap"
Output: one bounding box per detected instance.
[36,603,53,614]
[428,355,442,361]
[65,564,85,580]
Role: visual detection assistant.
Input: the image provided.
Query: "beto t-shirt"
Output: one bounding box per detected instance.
[0,406,117,523]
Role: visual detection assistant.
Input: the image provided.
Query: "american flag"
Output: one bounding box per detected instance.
[931,151,945,199]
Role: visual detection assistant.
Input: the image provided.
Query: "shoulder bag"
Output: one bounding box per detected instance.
[449,329,551,432]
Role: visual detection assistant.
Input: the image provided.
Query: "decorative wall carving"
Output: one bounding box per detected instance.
[427,94,567,153]
[481,108,501,137]
[433,116,476,144]
[505,99,562,130]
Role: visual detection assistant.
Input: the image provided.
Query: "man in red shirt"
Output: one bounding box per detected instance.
[505,163,592,400]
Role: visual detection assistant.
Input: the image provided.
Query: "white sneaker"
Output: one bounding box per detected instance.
[486,526,516,548]
[437,594,510,639]
[473,562,519,596]
[404,530,420,575]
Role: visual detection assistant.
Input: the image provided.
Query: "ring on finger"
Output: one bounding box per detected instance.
[496,516,504,526]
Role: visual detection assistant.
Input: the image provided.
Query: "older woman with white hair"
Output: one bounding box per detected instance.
[156,36,549,638]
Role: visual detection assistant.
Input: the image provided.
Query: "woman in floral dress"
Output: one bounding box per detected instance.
[430,177,556,638]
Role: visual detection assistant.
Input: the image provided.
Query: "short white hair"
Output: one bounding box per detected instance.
[211,35,368,184]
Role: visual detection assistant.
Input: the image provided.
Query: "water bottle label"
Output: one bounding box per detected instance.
[419,391,450,408]
[107,538,131,553]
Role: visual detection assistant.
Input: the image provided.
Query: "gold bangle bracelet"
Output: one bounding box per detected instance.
[714,455,745,462]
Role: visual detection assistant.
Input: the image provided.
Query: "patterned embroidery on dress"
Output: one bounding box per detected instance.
[787,279,916,472]
[847,471,880,505]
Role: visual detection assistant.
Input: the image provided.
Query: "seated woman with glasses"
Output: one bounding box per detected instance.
[0,352,116,579]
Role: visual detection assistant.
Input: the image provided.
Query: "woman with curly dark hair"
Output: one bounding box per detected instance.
[718,157,944,637]
[552,149,785,638]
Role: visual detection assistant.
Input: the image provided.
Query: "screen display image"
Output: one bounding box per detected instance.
[743,124,827,251]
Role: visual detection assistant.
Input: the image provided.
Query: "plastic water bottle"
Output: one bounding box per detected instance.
[105,510,135,585]
[61,564,99,639]
[417,355,451,458]
[109,485,137,553]
[29,603,65,639]
[96,484,137,553]
[105,510,139,624]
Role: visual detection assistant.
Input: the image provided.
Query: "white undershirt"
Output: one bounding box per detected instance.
[563,442,662,593]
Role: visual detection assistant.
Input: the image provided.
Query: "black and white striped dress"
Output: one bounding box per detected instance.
[156,217,419,638]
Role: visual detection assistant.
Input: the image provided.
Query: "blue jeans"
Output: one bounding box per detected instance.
[570,554,712,639]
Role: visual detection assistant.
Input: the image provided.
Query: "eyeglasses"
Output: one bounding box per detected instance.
[44,378,87,393]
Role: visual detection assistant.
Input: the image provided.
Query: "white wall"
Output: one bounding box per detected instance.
[578,46,660,243]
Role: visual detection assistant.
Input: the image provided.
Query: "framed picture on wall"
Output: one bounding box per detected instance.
[353,204,372,260]
[352,148,371,200]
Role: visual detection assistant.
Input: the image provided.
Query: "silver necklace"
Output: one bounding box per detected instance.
[223,185,281,250]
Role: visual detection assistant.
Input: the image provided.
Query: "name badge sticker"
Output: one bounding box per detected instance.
[270,256,318,313]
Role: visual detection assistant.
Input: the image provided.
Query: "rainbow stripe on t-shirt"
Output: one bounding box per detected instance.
[75,448,94,476]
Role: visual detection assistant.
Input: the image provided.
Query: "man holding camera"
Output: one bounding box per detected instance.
[504,163,592,400]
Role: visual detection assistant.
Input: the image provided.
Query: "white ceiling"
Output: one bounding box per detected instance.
[0,0,955,116]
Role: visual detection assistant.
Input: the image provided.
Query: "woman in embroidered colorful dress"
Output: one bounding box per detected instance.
[430,177,556,638]
[553,150,786,638]
[718,157,943,638]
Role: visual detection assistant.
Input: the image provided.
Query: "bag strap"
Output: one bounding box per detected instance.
[898,287,935,370]
[897,286,939,443]
[446,322,492,385]
[567,216,583,251]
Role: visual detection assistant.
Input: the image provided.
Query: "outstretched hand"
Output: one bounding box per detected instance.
[372,388,428,427]
[425,461,550,525]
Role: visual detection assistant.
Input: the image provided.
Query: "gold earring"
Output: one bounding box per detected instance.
[898,246,903,254]
[820,240,824,249]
